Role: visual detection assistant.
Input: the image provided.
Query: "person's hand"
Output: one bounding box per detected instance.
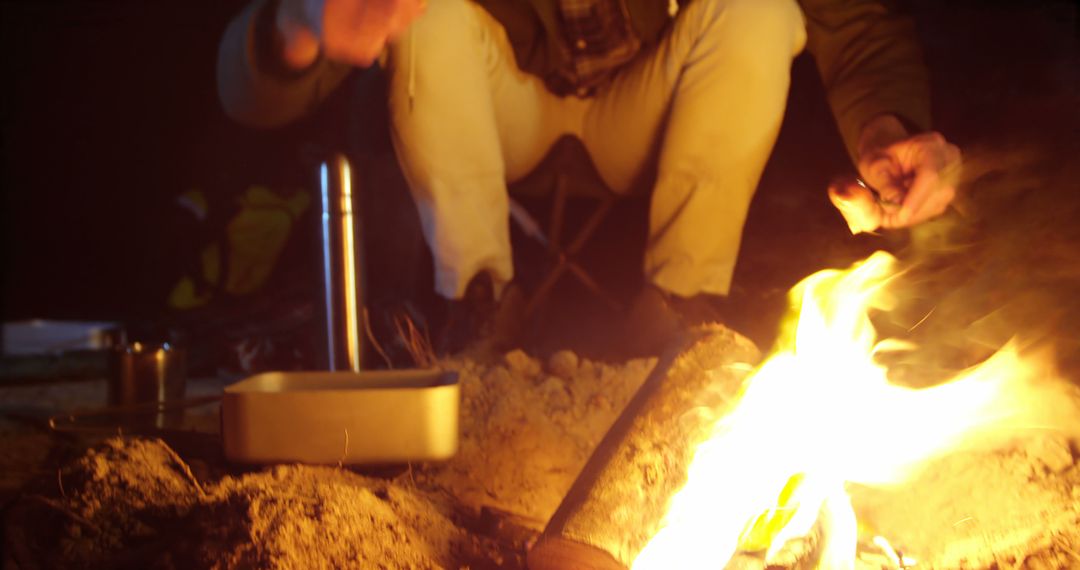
[274,0,427,70]
[829,114,962,234]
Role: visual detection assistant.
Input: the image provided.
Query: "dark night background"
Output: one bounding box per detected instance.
[1,0,1077,363]
[0,0,335,322]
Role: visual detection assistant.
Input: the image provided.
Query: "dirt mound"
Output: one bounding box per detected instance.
[420,349,658,527]
[9,437,469,569]
[852,433,1080,569]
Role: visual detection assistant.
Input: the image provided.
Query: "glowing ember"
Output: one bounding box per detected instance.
[633,251,1071,569]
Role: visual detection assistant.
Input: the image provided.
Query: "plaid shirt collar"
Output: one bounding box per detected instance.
[556,0,643,92]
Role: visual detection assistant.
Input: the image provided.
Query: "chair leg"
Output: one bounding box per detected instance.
[565,196,614,256]
[523,194,619,319]
[566,262,623,312]
[524,254,570,319]
[549,173,569,253]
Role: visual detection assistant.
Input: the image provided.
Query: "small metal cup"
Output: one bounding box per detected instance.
[107,342,187,429]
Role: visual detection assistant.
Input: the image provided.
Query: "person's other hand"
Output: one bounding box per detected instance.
[829,114,962,234]
[275,0,427,70]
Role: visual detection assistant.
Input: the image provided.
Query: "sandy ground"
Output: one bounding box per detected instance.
[4,327,1079,569]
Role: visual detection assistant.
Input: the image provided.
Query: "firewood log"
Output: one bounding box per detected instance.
[528,325,759,569]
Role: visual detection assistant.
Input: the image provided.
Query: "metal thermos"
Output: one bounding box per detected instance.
[317,154,365,372]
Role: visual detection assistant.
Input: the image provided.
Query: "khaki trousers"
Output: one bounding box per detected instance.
[387,0,807,299]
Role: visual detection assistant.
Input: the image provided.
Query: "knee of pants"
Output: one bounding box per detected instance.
[689,0,807,58]
[387,0,488,76]
[385,0,494,115]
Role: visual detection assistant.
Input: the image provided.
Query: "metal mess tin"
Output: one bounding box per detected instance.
[222,369,459,465]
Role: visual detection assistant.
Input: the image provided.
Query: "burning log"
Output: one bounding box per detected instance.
[530,252,1080,570]
[527,325,760,570]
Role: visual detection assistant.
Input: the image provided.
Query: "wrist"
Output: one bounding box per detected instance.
[857,114,909,159]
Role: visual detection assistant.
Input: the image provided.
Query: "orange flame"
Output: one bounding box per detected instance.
[633,251,1076,569]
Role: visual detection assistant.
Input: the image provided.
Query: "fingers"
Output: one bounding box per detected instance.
[320,0,426,66]
[860,131,961,230]
[828,177,884,234]
[858,150,905,204]
[321,0,383,65]
[881,170,936,228]
[890,135,960,228]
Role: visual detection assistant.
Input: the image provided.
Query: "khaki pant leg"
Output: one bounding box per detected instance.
[386,0,576,299]
[581,0,807,297]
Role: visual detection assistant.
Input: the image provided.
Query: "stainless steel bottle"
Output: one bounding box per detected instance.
[317,154,365,372]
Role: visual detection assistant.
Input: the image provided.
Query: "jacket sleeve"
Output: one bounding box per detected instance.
[217,0,352,128]
[800,0,931,161]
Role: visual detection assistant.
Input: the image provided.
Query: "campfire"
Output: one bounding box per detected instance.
[5,252,1079,569]
[530,251,1080,570]
[633,251,1079,569]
